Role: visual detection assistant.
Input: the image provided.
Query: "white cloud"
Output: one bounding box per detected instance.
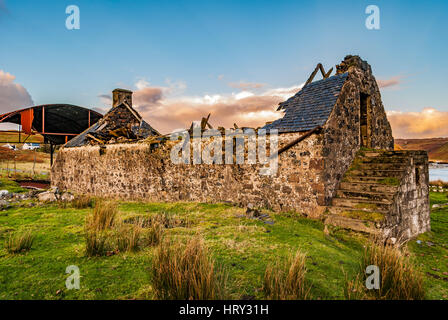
[234,91,254,100]
[0,70,34,115]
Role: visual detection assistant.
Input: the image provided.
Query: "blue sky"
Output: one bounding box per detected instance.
[0,0,447,137]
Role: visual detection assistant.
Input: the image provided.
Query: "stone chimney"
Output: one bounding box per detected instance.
[336,55,372,75]
[112,88,133,108]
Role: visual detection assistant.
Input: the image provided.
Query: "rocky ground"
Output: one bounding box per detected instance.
[0,187,74,211]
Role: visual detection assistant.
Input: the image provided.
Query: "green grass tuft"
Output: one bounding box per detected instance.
[0,178,28,193]
[5,230,35,254]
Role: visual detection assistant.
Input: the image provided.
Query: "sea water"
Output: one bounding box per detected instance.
[429,163,448,182]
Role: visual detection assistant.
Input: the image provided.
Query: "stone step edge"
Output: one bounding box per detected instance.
[332,197,393,205]
[327,205,388,214]
[350,169,405,173]
[340,181,399,187]
[343,176,401,181]
[338,189,397,197]
[323,214,380,234]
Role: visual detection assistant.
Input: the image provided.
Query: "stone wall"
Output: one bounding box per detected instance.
[383,151,431,239]
[51,55,400,222]
[52,132,327,217]
[321,56,394,204]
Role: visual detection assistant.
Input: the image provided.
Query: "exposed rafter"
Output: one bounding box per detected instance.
[304,63,334,86]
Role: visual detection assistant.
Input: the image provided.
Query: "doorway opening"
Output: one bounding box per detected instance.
[360,93,371,148]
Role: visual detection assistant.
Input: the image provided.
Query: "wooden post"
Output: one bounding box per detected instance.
[42,106,45,133]
[14,153,17,179]
[275,126,323,157]
[50,143,54,166]
[33,150,36,179]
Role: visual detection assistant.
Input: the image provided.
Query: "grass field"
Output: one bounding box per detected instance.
[0,131,44,144]
[0,179,447,300]
[0,132,51,179]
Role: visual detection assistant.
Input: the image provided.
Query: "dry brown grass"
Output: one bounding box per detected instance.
[430,179,448,188]
[72,195,94,209]
[86,201,117,231]
[0,149,48,163]
[263,249,311,300]
[151,236,226,299]
[115,219,144,252]
[15,151,46,163]
[85,201,117,256]
[0,147,14,161]
[145,221,164,246]
[150,212,191,228]
[5,230,35,254]
[345,241,425,300]
[85,229,108,257]
[85,203,164,256]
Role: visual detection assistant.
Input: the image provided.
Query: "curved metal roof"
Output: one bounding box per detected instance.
[0,104,103,144]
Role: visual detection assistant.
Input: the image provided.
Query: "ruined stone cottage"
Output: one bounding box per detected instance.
[51,55,430,240]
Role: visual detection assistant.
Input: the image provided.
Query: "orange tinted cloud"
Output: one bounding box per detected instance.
[387,108,448,138]
[227,82,266,90]
[133,87,164,111]
[135,93,286,134]
[98,79,304,134]
[118,82,303,134]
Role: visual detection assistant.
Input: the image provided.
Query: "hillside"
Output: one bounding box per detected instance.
[395,138,448,162]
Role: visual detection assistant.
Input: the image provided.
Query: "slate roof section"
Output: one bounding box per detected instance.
[64,102,159,148]
[263,72,348,133]
[64,122,101,148]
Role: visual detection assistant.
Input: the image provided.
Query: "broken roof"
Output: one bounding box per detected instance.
[64,102,159,147]
[263,72,348,133]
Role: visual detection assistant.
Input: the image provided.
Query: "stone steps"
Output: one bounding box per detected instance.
[324,149,411,235]
[343,175,397,184]
[363,150,412,157]
[324,214,379,234]
[327,205,388,215]
[331,197,392,211]
[339,181,398,193]
[336,189,395,202]
[348,169,404,177]
[358,156,408,164]
[357,162,408,170]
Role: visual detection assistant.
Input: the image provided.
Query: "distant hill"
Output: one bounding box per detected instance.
[395,138,448,162]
